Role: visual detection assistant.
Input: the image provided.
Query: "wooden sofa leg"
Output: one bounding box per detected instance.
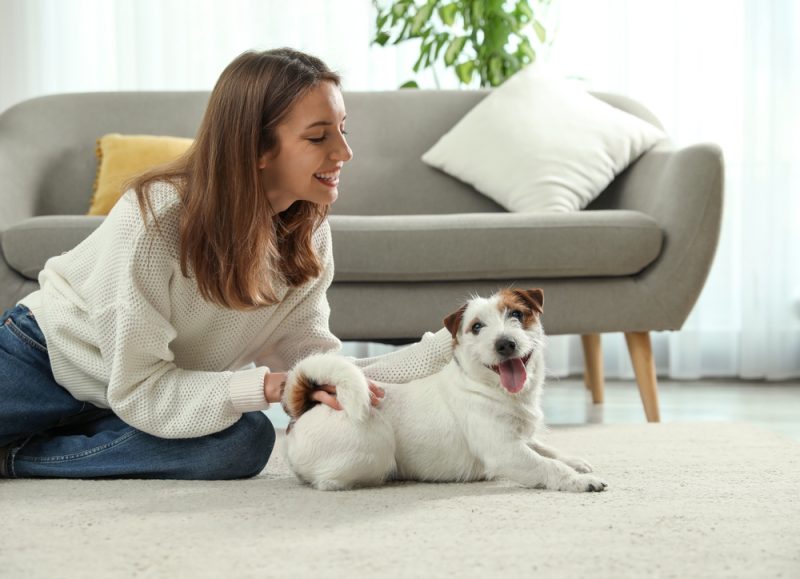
[580,334,605,404]
[624,332,661,423]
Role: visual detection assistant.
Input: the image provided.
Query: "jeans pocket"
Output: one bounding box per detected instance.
[4,314,48,354]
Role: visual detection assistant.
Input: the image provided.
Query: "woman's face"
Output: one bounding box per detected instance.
[259,81,353,213]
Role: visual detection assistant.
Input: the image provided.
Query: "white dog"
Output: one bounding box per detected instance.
[281,288,607,493]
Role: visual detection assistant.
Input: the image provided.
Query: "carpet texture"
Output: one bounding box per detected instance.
[1,422,798,579]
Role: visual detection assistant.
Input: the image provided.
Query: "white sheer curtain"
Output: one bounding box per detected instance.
[542,0,800,381]
[1,0,797,379]
[0,0,422,113]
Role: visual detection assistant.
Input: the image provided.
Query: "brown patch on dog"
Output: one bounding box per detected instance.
[282,373,320,419]
[497,288,545,327]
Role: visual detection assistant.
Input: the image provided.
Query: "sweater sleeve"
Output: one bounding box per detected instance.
[98,197,268,439]
[350,327,453,384]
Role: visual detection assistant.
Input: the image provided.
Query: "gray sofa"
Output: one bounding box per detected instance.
[0,90,724,422]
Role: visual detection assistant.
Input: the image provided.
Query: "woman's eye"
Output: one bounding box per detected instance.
[308,130,347,144]
[510,310,523,321]
[471,322,483,334]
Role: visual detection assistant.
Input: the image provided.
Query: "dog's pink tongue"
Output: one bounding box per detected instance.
[498,358,527,393]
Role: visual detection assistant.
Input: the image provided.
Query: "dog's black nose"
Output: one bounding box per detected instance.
[495,338,517,357]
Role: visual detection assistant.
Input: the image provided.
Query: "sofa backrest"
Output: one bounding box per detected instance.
[0,90,663,218]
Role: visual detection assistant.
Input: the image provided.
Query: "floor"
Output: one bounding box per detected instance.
[542,377,800,441]
[6,421,799,578]
[266,376,800,441]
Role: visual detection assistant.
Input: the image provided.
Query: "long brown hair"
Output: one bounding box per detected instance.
[130,48,341,310]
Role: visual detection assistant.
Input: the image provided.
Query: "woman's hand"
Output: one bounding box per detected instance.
[263,371,385,410]
[264,371,288,404]
[311,381,385,411]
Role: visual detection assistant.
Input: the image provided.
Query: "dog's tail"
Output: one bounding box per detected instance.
[282,353,371,423]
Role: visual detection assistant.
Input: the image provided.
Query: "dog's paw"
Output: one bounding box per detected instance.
[563,456,593,473]
[558,474,608,493]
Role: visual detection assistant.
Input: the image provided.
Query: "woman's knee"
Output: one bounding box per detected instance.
[240,412,276,476]
[211,412,276,479]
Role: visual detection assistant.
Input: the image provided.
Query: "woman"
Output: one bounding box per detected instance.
[0,48,452,479]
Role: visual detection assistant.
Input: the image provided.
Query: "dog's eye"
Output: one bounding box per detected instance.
[510,310,524,321]
[471,322,483,334]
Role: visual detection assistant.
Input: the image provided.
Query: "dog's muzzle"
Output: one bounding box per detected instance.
[495,338,517,357]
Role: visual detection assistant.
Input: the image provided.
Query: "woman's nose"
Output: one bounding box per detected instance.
[332,135,353,162]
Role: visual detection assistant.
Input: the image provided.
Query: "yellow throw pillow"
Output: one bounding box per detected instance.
[89,133,194,215]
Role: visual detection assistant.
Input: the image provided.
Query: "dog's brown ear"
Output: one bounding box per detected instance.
[513,288,544,315]
[443,303,468,339]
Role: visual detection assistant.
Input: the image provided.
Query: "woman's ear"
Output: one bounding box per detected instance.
[257,152,270,170]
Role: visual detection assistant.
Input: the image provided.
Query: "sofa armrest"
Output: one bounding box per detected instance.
[2,216,105,280]
[0,137,40,230]
[597,142,725,329]
[0,126,43,308]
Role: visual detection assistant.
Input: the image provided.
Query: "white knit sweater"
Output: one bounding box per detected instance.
[20,182,452,439]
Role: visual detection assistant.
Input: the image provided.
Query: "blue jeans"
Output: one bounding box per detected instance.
[0,304,275,479]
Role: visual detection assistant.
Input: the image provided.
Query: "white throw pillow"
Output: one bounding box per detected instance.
[421,65,665,213]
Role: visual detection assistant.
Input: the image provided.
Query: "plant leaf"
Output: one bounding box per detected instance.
[516,0,534,21]
[444,36,467,66]
[433,32,450,61]
[518,35,536,61]
[374,31,392,46]
[400,80,419,89]
[411,3,434,36]
[392,1,409,18]
[413,40,433,73]
[533,19,546,43]
[438,2,458,26]
[376,11,390,30]
[488,54,504,86]
[392,19,411,44]
[472,0,484,22]
[454,60,475,84]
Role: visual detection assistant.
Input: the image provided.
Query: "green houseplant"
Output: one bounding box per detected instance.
[372,0,554,88]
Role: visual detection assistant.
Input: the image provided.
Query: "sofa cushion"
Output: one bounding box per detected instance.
[2,216,105,280]
[3,211,662,284]
[329,210,663,282]
[421,65,664,213]
[89,133,193,216]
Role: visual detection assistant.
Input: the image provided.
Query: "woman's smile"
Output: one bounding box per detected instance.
[314,167,341,187]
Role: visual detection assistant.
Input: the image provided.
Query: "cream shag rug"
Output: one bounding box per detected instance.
[1,422,798,579]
